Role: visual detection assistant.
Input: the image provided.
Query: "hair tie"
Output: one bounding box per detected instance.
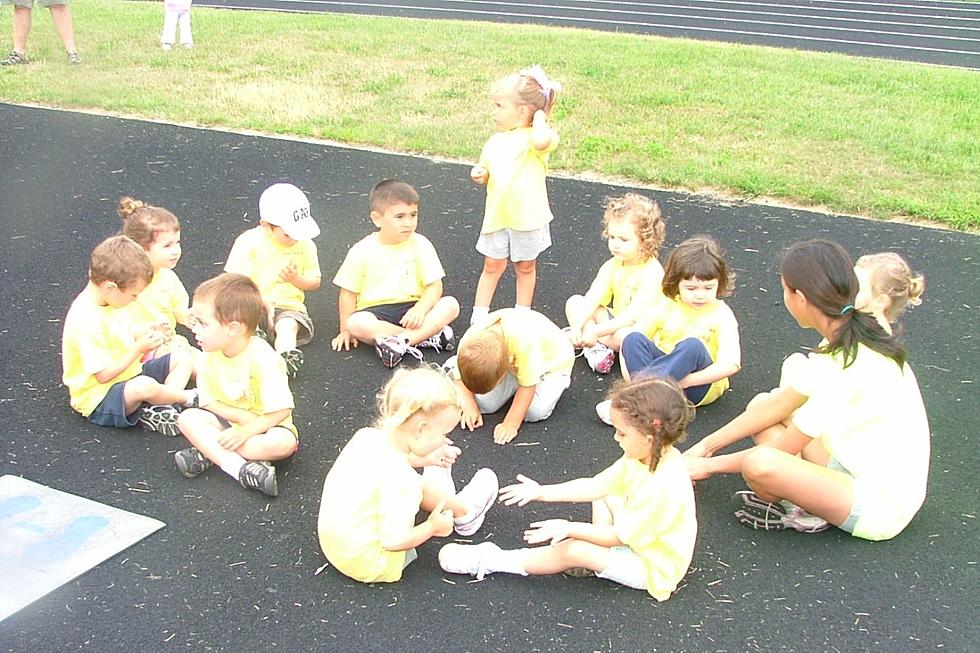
[840,304,854,316]
[521,64,560,102]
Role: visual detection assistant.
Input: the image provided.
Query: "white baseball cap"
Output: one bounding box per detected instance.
[258,183,321,240]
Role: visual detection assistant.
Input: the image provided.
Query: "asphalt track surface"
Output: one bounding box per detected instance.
[0,102,978,651]
[194,0,980,69]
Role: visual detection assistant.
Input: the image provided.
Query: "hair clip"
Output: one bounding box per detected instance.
[839,304,855,315]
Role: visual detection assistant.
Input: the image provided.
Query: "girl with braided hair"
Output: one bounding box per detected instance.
[439,378,697,602]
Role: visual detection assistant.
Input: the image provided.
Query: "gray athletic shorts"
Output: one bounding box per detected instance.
[596,545,647,591]
[827,457,862,533]
[476,224,551,262]
[273,308,314,347]
[2,0,69,8]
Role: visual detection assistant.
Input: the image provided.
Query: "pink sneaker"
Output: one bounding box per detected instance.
[583,342,615,374]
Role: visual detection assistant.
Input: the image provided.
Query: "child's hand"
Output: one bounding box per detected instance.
[499,474,542,506]
[470,165,489,185]
[524,519,570,546]
[493,421,519,445]
[279,261,299,285]
[460,395,483,431]
[422,440,461,468]
[331,330,359,351]
[580,324,598,348]
[217,425,250,451]
[136,328,165,354]
[427,499,455,538]
[400,304,427,330]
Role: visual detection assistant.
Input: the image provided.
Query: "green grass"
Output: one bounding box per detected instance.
[1,1,977,230]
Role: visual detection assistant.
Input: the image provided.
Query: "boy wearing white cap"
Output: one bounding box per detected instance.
[225,183,321,377]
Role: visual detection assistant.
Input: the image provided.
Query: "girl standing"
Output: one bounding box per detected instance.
[439,378,697,602]
[685,240,930,541]
[564,193,667,374]
[598,235,740,421]
[318,366,499,583]
[470,65,561,324]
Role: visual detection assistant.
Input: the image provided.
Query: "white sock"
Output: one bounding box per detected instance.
[485,547,529,576]
[513,304,531,312]
[219,455,247,478]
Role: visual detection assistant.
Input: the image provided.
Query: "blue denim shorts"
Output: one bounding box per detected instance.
[87,355,172,429]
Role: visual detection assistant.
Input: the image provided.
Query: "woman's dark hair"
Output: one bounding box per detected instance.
[781,240,906,369]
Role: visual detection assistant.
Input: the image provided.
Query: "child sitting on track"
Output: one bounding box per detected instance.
[175,273,298,497]
[439,378,697,602]
[318,366,498,583]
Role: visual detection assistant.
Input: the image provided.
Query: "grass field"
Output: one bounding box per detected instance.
[1,1,977,230]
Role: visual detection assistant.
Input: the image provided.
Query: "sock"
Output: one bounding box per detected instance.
[422,464,455,497]
[513,304,531,312]
[183,389,199,407]
[485,547,529,576]
[218,453,248,478]
[470,306,490,324]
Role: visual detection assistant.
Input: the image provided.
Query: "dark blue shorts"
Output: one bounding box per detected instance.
[88,355,172,429]
[358,301,416,326]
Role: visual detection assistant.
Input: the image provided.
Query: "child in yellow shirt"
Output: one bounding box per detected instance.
[225,183,321,377]
[331,179,460,368]
[174,273,298,497]
[565,193,666,374]
[62,236,197,436]
[440,378,697,602]
[446,308,574,444]
[318,366,498,583]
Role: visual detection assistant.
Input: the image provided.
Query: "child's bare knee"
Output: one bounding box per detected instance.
[483,258,507,276]
[741,447,783,483]
[514,260,536,275]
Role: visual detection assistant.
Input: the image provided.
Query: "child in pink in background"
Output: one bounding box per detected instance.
[161,0,192,50]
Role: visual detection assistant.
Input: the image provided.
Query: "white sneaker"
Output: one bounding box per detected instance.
[595,400,613,426]
[374,335,423,369]
[583,342,615,374]
[439,541,501,580]
[418,325,455,352]
[453,468,499,536]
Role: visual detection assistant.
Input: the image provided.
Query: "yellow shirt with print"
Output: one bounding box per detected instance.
[124,268,188,332]
[635,298,740,406]
[225,226,320,312]
[792,344,929,540]
[479,127,558,234]
[492,308,574,386]
[62,287,144,417]
[593,448,697,601]
[318,428,422,583]
[333,233,445,311]
[196,336,297,437]
[588,257,665,320]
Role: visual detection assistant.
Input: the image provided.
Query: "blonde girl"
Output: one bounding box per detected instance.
[439,378,697,602]
[470,65,562,323]
[564,193,666,374]
[117,196,194,363]
[854,252,924,333]
[317,366,499,583]
[685,240,929,541]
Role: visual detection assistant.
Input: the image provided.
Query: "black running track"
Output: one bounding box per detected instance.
[1,103,978,651]
[193,0,980,69]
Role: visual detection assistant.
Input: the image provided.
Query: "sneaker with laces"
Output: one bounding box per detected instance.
[67,50,82,65]
[583,342,615,374]
[238,461,278,497]
[418,325,455,352]
[732,491,830,533]
[1,51,28,66]
[595,400,613,426]
[374,335,423,369]
[175,447,212,478]
[439,541,501,581]
[281,348,304,377]
[453,468,499,536]
[138,404,181,437]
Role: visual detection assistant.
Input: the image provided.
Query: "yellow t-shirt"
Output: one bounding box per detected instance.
[196,336,297,437]
[333,233,445,311]
[593,448,697,601]
[792,345,930,540]
[317,428,423,583]
[62,286,144,417]
[123,268,188,332]
[588,257,665,319]
[479,127,558,234]
[479,308,575,386]
[224,226,320,312]
[636,298,740,406]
